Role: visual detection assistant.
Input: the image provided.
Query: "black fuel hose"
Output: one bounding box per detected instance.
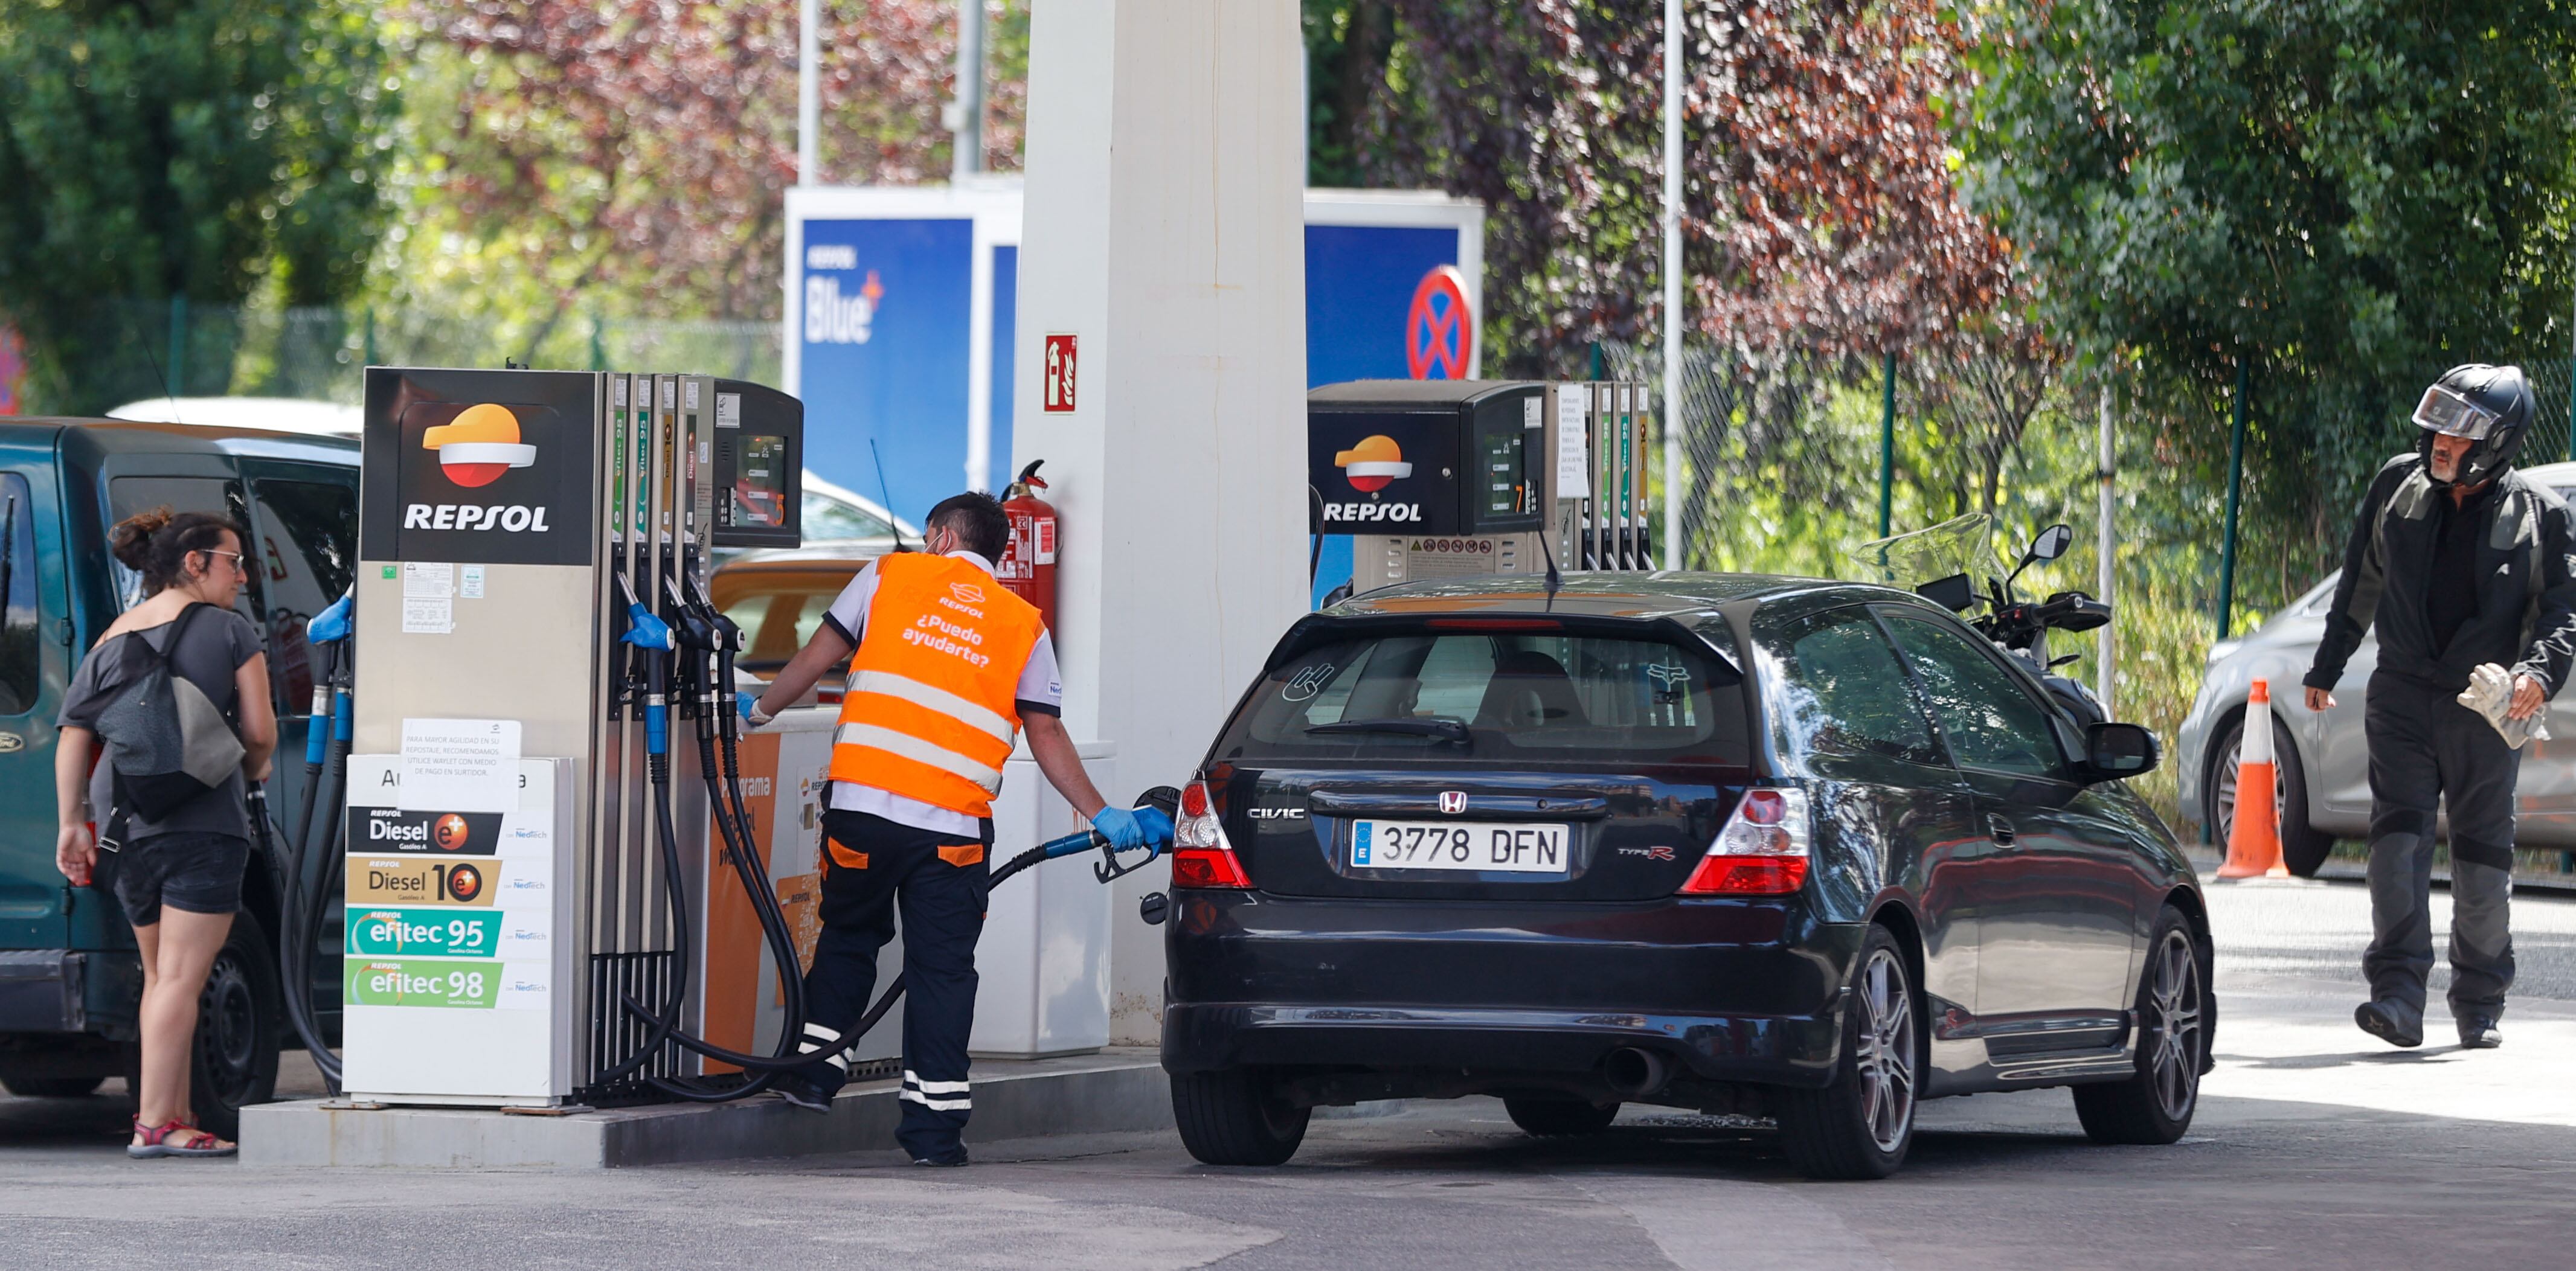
[589,591,692,1089]
[279,648,350,1092]
[627,590,816,1103]
[631,821,1156,1074]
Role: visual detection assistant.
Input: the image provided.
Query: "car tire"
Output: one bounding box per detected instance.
[2073,904,2207,1145]
[188,911,284,1140]
[0,1075,107,1099]
[1171,1068,1309,1167]
[1773,925,1919,1180]
[2212,713,2331,878]
[1503,1096,1619,1136]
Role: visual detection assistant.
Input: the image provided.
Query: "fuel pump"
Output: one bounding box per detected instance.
[327,365,1171,1112]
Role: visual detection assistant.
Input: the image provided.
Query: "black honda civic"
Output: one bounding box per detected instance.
[1158,574,2211,1179]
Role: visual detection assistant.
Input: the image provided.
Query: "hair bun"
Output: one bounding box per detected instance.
[111,507,176,572]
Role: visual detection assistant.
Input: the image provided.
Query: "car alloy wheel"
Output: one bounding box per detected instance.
[1775,925,1920,1179]
[2073,903,2206,1145]
[2141,928,2203,1124]
[1852,946,1918,1153]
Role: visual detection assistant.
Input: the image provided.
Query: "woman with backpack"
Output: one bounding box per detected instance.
[53,509,275,1159]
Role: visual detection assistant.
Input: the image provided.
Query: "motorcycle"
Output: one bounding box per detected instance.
[1849,513,2113,726]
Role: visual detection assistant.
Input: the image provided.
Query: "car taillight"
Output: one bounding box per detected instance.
[1171,779,1251,889]
[1678,787,1811,895]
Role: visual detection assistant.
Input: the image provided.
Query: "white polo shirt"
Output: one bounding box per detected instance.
[820,549,1063,837]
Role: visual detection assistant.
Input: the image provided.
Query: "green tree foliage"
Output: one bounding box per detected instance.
[0,0,396,412]
[1963,0,2576,607]
[386,0,1026,337]
[1310,0,2009,375]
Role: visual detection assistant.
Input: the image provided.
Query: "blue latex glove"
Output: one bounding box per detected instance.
[307,592,353,644]
[1132,806,1175,851]
[736,691,771,727]
[1090,805,1146,852]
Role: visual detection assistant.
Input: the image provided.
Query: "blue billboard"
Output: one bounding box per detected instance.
[795,217,975,531]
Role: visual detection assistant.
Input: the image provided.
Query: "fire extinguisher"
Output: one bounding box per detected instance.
[999,459,1058,632]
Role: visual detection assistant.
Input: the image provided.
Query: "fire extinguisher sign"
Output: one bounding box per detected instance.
[1042,333,1078,413]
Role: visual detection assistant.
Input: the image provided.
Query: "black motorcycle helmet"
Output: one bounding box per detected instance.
[2414,363,2534,487]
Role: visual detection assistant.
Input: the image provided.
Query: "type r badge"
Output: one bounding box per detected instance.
[1439,791,1466,815]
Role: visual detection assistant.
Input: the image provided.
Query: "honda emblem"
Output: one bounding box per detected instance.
[1439,791,1466,815]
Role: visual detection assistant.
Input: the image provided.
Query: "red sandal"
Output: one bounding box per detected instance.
[129,1116,235,1159]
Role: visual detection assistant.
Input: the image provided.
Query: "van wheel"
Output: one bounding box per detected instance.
[1773,926,1919,1180]
[2074,906,2206,1145]
[1505,1096,1619,1136]
[1171,1068,1309,1166]
[190,912,283,1139]
[2213,714,2331,877]
[0,1075,106,1098]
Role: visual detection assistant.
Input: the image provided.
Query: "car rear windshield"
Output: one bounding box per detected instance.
[1215,627,1749,764]
[718,571,852,673]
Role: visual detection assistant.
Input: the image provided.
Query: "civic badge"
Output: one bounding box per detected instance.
[1439,790,1466,815]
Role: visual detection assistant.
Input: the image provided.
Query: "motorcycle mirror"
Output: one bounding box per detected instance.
[1916,573,1976,613]
[2023,523,2074,565]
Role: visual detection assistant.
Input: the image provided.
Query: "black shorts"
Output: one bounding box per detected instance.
[113,831,249,927]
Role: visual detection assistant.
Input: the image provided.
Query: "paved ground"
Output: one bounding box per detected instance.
[4,877,2574,1269]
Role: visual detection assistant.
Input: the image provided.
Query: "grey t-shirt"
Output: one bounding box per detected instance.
[59,604,263,842]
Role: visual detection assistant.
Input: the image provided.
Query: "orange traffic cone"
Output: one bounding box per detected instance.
[2217,678,2291,879]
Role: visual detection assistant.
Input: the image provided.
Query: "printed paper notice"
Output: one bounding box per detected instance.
[399,718,521,813]
[460,565,485,600]
[716,392,741,429]
[403,562,454,598]
[1555,389,1590,495]
[402,597,453,634]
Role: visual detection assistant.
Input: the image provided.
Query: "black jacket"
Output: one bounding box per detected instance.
[2306,455,2576,697]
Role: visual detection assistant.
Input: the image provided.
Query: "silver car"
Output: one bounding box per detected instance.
[2176,461,2576,874]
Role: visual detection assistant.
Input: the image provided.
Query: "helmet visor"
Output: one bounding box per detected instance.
[2414,384,2501,440]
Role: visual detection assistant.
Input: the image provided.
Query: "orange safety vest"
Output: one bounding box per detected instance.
[829,553,1047,820]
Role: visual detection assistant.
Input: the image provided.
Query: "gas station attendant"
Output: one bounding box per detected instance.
[736,490,1169,1166]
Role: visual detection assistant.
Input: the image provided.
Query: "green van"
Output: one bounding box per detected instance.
[0,418,355,1135]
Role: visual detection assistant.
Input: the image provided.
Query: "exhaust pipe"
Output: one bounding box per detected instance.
[1602,1047,1671,1099]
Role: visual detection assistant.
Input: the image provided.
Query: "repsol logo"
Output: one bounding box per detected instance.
[403,504,554,532]
[1319,502,1423,524]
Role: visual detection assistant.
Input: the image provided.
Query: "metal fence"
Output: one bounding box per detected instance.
[16,299,783,412]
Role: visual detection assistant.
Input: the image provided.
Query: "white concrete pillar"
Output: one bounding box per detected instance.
[1014,0,1309,1042]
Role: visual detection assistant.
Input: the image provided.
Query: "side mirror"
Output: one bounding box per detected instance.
[2082,721,2160,780]
[2025,523,2074,565]
[1916,573,1976,613]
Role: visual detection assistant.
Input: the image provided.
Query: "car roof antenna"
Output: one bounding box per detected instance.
[1537,527,1563,610]
[870,438,911,552]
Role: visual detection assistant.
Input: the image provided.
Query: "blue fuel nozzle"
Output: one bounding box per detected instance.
[331,688,353,742]
[622,603,674,652]
[646,696,669,756]
[307,591,353,645]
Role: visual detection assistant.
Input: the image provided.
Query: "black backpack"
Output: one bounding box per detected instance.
[92,603,244,842]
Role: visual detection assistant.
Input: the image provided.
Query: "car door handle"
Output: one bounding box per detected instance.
[1987,814,2017,846]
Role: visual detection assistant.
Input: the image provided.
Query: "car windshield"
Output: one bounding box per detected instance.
[1215,627,1749,764]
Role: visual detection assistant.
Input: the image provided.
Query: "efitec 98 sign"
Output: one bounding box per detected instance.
[361,368,597,567]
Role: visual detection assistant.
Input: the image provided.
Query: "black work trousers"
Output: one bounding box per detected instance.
[2363,673,2518,1026]
[798,808,989,1161]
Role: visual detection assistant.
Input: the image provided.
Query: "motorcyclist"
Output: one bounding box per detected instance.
[2303,363,2576,1050]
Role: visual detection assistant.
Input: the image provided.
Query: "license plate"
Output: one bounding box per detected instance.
[1350,820,1570,874]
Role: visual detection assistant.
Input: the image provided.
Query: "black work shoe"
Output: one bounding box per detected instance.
[777,1076,834,1115]
[2355,999,2423,1048]
[2458,1017,2504,1049]
[911,1150,970,1168]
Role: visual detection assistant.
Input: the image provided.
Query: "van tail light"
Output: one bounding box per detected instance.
[1171,779,1251,889]
[1678,787,1811,895]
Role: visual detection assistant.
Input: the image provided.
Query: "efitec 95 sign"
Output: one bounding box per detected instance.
[361,368,598,568]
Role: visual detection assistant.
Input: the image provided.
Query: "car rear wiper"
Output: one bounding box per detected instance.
[1305,717,1471,744]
